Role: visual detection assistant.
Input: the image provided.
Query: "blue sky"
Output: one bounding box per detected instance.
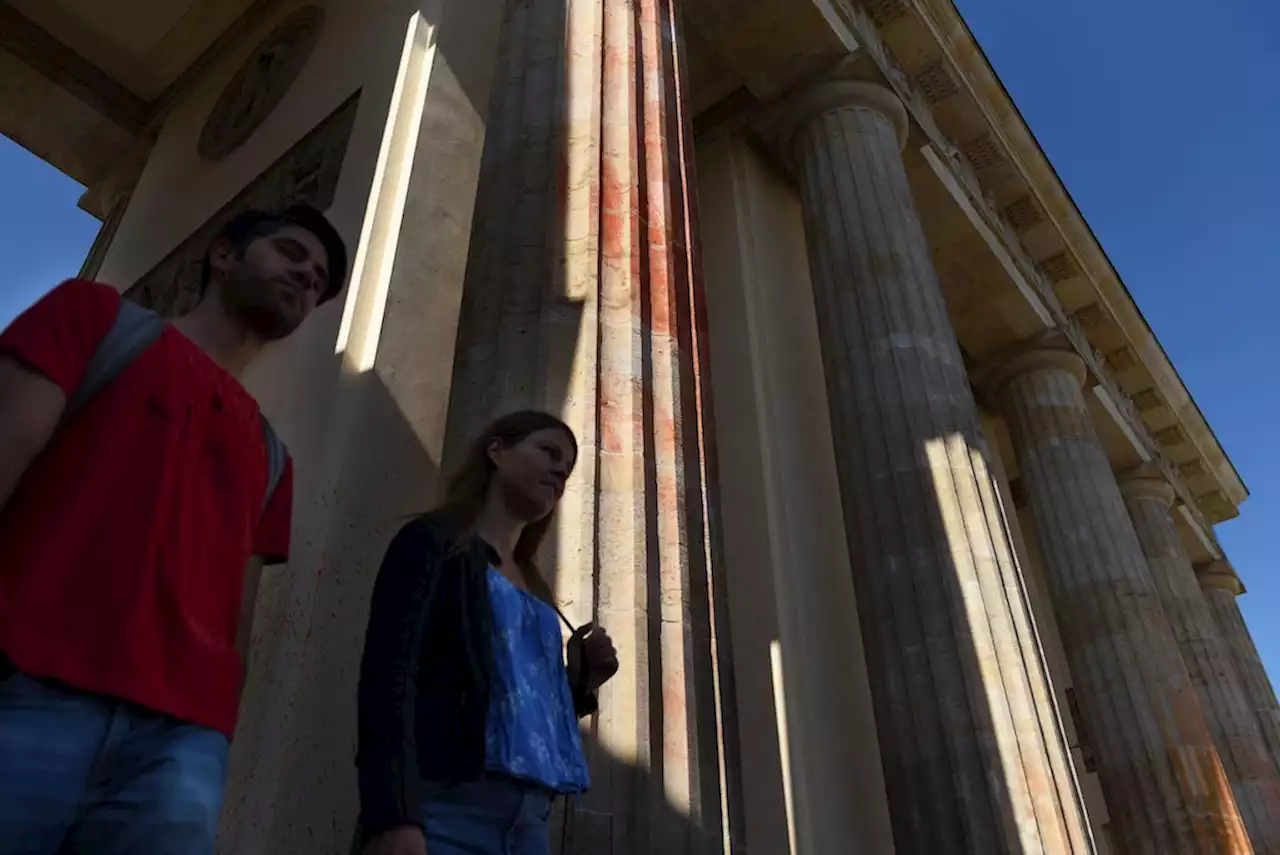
[0,1,1277,671]
[0,138,100,314]
[952,0,1280,669]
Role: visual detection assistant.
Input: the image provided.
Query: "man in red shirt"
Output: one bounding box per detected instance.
[0,205,347,855]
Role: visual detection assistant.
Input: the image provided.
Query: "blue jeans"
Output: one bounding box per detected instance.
[0,670,229,855]
[420,777,555,855]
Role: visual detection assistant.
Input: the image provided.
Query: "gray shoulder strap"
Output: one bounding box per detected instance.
[67,299,165,418]
[64,298,286,519]
[259,415,287,515]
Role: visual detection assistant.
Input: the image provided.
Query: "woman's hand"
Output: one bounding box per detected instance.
[568,623,620,693]
[363,825,427,855]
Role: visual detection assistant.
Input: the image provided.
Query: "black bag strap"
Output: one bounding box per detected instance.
[68,298,287,515]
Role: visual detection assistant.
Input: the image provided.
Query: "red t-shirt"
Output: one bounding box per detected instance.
[0,279,294,736]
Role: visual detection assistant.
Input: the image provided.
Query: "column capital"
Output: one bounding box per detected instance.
[1197,560,1246,595]
[776,80,910,154]
[79,138,149,218]
[985,346,1087,400]
[1118,466,1176,507]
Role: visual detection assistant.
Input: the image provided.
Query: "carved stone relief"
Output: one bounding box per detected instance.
[126,93,360,317]
[198,5,326,162]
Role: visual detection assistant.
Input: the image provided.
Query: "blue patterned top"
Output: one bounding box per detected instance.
[483,569,590,793]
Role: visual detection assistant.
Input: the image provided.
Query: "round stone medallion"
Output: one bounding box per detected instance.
[198,6,326,162]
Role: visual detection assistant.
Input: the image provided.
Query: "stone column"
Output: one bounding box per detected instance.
[1201,564,1280,772]
[447,0,739,852]
[993,347,1251,855]
[78,191,132,281]
[78,142,148,282]
[1122,472,1280,852]
[781,80,1093,855]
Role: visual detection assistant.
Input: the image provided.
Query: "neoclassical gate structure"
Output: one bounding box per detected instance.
[3,0,1275,852]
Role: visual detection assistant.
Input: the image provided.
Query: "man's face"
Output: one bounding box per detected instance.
[210,224,332,340]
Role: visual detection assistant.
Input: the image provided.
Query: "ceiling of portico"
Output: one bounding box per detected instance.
[0,46,138,185]
[682,0,856,116]
[8,0,258,101]
[0,0,276,213]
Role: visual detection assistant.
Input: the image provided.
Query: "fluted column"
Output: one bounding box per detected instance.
[994,347,1250,855]
[1201,565,1280,772]
[1122,472,1280,852]
[782,80,1093,855]
[447,0,738,852]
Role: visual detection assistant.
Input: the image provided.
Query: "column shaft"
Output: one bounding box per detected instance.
[1201,568,1280,773]
[785,81,1093,855]
[1123,477,1280,853]
[996,350,1250,855]
[79,191,132,282]
[448,0,739,852]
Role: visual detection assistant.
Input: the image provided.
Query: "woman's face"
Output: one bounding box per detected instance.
[489,427,577,521]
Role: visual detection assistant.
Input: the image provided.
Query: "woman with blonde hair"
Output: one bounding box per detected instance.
[357,410,618,855]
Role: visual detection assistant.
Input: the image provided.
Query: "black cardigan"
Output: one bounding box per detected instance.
[355,512,597,839]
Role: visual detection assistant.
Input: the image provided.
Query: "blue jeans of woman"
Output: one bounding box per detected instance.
[420,777,555,855]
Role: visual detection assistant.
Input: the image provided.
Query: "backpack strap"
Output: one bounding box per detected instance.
[67,297,288,520]
[259,415,287,515]
[66,299,166,418]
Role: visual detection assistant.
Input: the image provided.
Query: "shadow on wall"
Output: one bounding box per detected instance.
[549,735,719,854]
[218,365,443,852]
